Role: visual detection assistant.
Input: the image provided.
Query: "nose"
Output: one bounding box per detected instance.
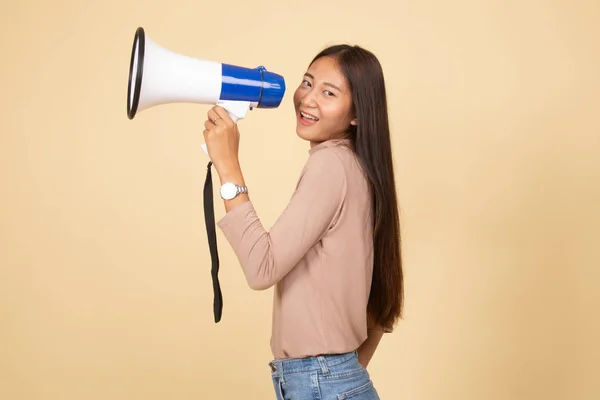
[299,88,318,108]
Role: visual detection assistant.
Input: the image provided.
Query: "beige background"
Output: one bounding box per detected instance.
[1,0,598,399]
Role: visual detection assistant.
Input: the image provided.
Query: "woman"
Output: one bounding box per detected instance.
[203,44,403,399]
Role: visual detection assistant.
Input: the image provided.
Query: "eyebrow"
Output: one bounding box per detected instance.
[304,72,342,91]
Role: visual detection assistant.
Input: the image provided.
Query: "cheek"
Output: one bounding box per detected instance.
[292,88,302,107]
[323,102,350,122]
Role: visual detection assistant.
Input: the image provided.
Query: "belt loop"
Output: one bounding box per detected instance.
[317,356,329,376]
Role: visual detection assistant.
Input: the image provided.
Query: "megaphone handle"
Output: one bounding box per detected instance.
[227,112,240,124]
[217,100,250,122]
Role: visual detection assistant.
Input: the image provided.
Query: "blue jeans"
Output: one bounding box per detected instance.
[269,350,380,399]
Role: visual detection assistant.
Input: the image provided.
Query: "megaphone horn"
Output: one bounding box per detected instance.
[126,26,286,130]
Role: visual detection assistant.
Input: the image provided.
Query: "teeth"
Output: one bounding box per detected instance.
[301,111,318,121]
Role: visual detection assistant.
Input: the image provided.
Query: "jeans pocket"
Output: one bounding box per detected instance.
[337,379,379,399]
[324,353,366,381]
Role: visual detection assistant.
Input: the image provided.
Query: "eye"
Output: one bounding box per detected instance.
[323,90,334,96]
[302,79,312,87]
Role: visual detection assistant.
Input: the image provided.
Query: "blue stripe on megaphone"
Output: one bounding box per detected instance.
[220,64,286,108]
[220,64,263,103]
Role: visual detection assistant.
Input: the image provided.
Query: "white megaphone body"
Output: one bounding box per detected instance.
[126,27,286,154]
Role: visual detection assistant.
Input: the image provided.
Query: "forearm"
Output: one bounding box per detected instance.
[214,161,282,290]
[357,328,384,368]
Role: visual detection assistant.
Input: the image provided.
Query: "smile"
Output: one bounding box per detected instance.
[300,111,319,123]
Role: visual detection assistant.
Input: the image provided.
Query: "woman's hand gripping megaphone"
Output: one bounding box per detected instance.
[202,100,251,174]
[200,100,251,157]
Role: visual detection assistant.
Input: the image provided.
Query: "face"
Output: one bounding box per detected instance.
[293,56,357,147]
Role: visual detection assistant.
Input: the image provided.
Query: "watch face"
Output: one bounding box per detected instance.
[220,183,237,200]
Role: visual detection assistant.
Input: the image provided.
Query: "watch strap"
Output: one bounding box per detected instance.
[234,184,248,196]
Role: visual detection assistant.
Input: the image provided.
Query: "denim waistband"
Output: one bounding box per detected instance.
[268,350,358,376]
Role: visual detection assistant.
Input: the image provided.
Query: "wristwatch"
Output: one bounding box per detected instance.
[220,182,248,200]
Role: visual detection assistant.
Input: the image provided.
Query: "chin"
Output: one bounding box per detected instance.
[295,126,319,143]
[295,130,312,143]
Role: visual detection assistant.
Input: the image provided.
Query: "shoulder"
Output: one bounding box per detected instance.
[301,145,337,173]
[296,147,349,193]
[305,143,356,173]
[307,143,367,188]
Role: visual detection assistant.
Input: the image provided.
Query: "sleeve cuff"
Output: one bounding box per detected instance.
[217,200,256,237]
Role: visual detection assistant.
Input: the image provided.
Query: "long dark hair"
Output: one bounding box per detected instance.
[310,45,404,331]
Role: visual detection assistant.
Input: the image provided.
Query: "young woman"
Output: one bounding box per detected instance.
[202,44,403,399]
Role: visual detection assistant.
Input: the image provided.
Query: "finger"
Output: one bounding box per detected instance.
[212,105,233,124]
[207,109,219,124]
[207,109,225,126]
[204,119,215,130]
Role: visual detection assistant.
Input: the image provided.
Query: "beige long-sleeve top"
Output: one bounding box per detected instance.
[217,138,374,359]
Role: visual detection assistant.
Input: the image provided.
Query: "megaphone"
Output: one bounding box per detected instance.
[126,27,286,154]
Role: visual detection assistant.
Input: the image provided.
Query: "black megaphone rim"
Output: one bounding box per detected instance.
[127,27,145,120]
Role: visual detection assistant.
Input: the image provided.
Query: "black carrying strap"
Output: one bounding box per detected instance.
[203,161,223,323]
